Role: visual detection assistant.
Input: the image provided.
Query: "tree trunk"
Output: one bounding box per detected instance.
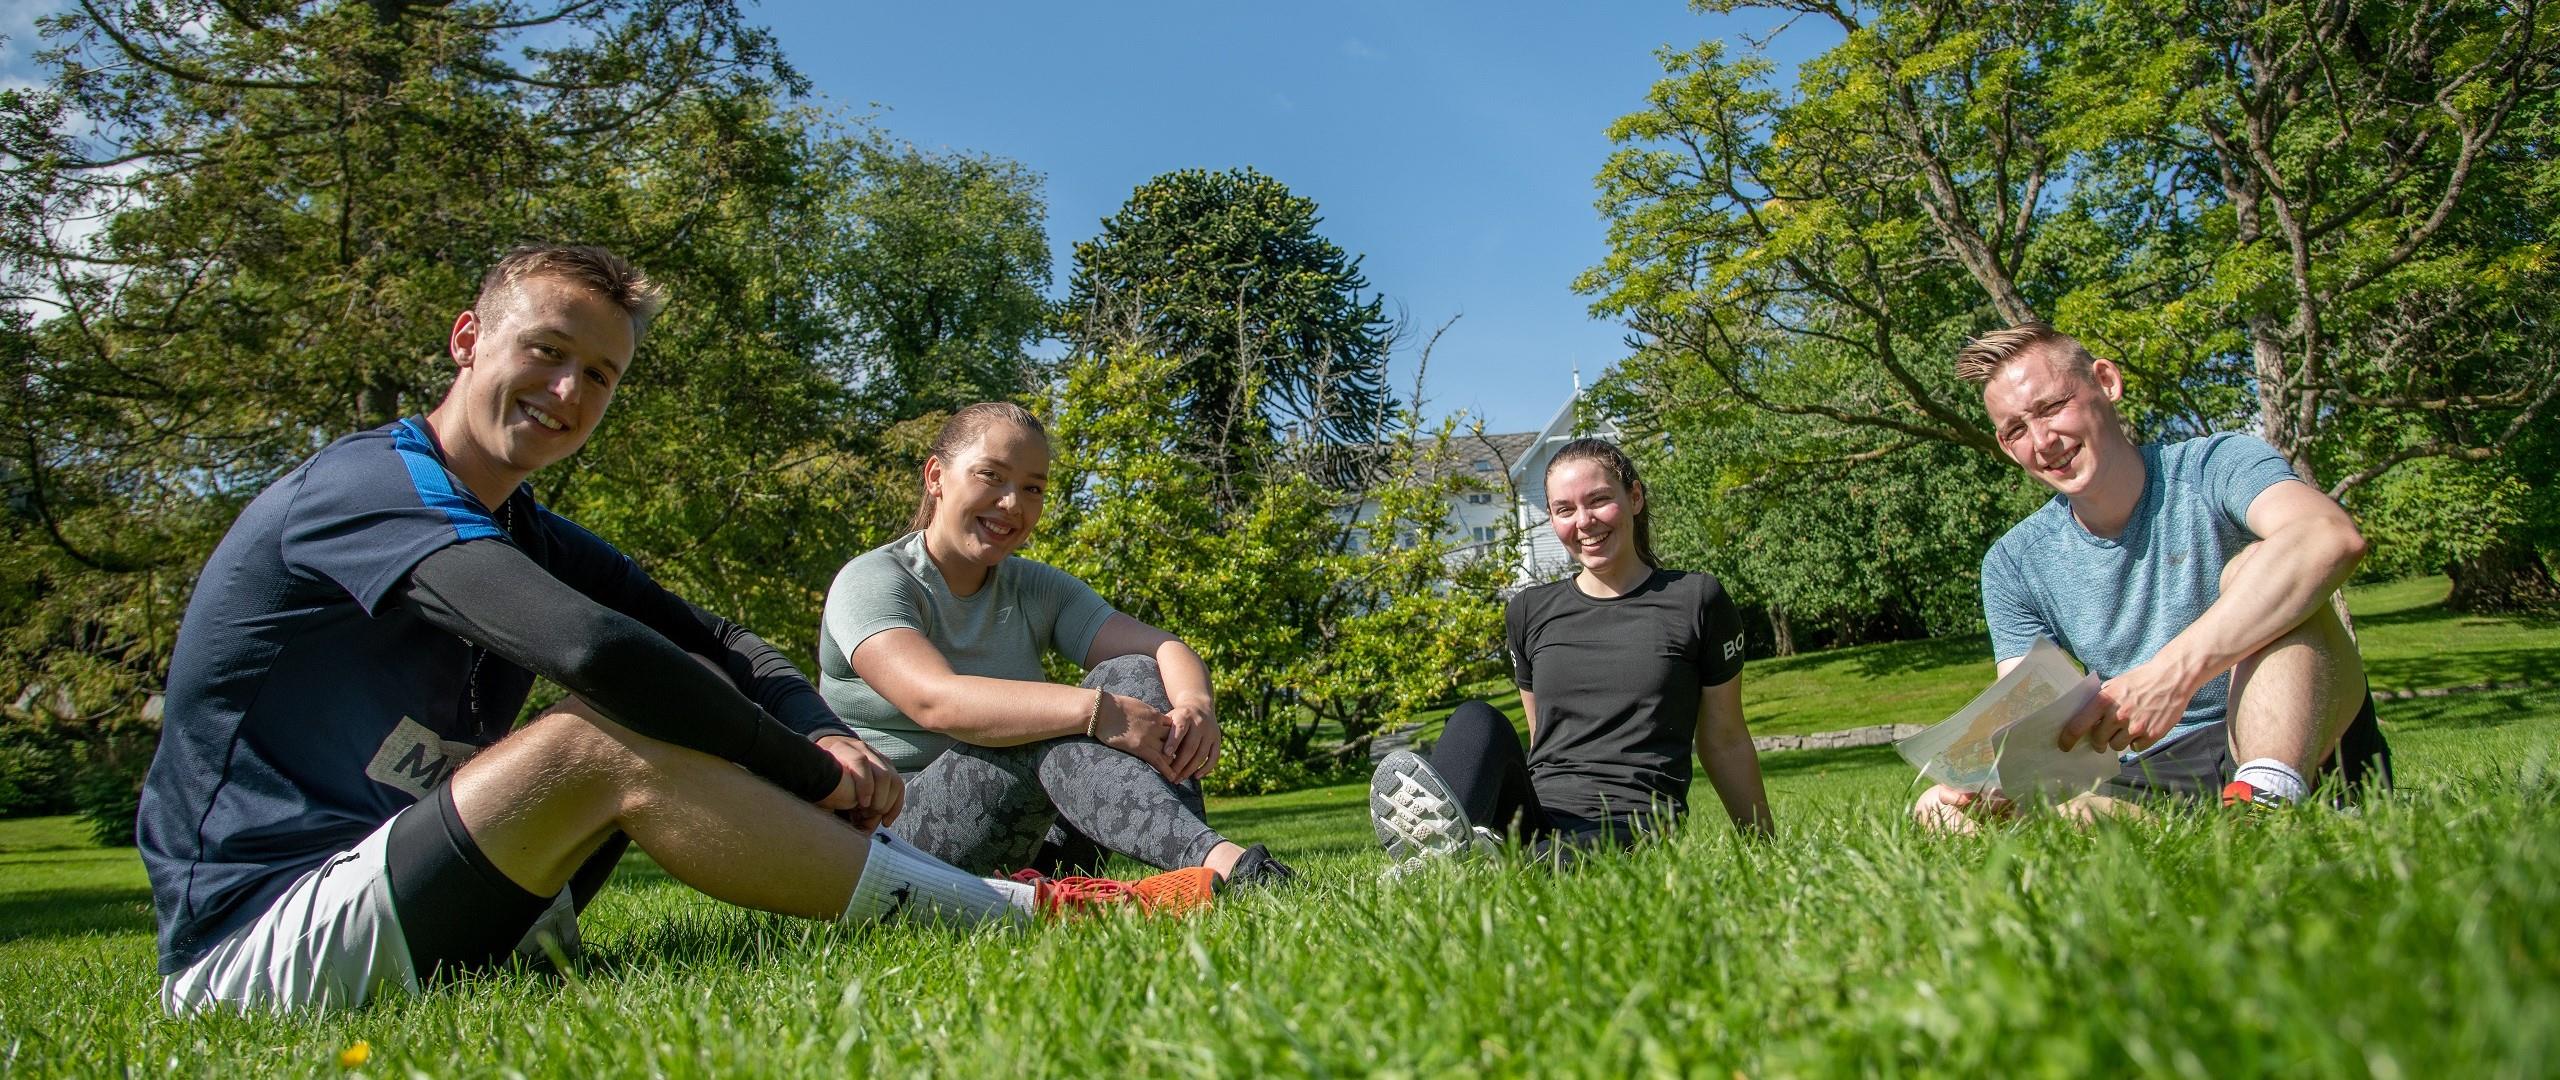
[2447,537,2560,614]
[1769,607,1794,658]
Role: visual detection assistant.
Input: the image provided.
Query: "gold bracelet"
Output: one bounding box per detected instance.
[1085,688,1104,739]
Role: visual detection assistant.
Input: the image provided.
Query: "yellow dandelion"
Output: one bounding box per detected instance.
[338,1040,371,1068]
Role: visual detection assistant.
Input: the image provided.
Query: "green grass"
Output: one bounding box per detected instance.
[3,578,2555,1076]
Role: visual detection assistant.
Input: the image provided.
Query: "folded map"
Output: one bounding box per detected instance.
[1893,636,2117,804]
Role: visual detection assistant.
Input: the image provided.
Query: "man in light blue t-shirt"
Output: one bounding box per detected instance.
[1914,323,2390,830]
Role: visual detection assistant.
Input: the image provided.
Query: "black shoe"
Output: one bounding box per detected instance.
[1220,843,1298,890]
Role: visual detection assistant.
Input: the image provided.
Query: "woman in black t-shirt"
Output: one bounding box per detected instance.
[1368,438,1772,872]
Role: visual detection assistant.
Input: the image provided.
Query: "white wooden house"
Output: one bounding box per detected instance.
[1346,382,1621,590]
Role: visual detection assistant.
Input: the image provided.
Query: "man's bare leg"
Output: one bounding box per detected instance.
[2222,545,2366,779]
[445,699,871,917]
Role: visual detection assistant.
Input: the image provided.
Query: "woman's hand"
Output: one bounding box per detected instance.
[1092,692,1181,781]
[1162,700,1222,782]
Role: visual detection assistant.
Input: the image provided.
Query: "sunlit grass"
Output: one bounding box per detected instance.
[4,576,2553,1076]
[3,688,2553,1076]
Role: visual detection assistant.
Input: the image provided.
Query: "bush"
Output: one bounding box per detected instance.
[0,738,73,817]
[72,727,154,847]
[1037,351,1507,794]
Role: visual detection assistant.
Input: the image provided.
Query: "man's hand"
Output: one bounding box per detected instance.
[2059,658,2197,753]
[1092,692,1181,782]
[1161,699,1222,783]
[815,734,903,832]
[1911,784,2015,835]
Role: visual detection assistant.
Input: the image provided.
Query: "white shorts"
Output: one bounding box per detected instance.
[159,805,578,1015]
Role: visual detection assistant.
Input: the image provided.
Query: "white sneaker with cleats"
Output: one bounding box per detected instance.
[1370,750,1500,876]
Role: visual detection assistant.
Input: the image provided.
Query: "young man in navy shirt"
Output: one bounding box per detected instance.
[141,245,1210,1013]
[1912,324,2389,831]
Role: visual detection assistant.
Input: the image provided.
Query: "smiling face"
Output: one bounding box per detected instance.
[439,274,636,487]
[922,421,1050,572]
[1982,346,2132,500]
[1546,458,1644,576]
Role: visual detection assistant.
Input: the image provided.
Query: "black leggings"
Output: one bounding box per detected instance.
[1432,701,1642,863]
[895,656,1227,877]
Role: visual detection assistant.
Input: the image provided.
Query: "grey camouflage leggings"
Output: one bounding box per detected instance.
[895,656,1227,876]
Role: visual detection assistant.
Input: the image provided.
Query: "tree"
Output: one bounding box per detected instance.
[1582,0,2560,609]
[826,136,1051,426]
[0,2,1053,836]
[1059,168,1397,486]
[1036,350,1506,794]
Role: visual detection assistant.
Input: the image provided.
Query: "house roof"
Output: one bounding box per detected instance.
[1443,430,1540,481]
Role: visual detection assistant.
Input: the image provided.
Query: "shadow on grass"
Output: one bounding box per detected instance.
[2350,603,2559,632]
[0,884,153,942]
[2367,645,2560,692]
[2379,688,2558,734]
[1744,634,1984,681]
[1756,744,1905,779]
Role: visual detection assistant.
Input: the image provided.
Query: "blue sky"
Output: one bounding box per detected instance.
[757,2,1830,433]
[4,2,1833,433]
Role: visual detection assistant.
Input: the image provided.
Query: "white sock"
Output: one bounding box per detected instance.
[2231,758,2308,803]
[842,829,1034,927]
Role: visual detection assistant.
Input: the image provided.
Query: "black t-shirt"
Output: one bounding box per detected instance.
[1504,568,1746,825]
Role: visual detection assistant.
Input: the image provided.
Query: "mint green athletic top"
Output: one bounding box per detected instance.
[816,531,1118,771]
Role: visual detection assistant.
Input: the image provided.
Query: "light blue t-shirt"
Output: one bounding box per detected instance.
[1979,433,2304,745]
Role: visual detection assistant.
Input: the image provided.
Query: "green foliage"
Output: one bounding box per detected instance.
[0,2,1049,814]
[1059,168,1396,478]
[2351,427,2560,611]
[1594,352,2046,651]
[1036,351,1505,793]
[1584,0,2560,620]
[829,136,1052,424]
[0,736,71,818]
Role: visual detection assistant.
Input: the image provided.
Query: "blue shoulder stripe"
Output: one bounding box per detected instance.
[392,418,504,543]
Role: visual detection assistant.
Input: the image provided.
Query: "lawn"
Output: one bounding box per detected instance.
[1,578,2554,1076]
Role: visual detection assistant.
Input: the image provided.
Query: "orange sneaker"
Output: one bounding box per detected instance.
[1009,866,1217,918]
[2222,779,2280,811]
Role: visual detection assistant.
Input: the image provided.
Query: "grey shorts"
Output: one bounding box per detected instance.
[2100,722,2233,801]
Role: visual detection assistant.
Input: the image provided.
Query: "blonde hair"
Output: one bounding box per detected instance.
[1954,323,2097,386]
[475,244,669,337]
[909,402,1049,533]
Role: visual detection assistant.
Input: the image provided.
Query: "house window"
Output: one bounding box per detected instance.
[1471,526,1497,543]
[1472,459,1494,472]
[1467,493,1494,505]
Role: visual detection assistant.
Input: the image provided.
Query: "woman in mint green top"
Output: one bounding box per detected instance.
[817,403,1295,887]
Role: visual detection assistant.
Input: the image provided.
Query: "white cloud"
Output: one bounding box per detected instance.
[1340,37,1384,61]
